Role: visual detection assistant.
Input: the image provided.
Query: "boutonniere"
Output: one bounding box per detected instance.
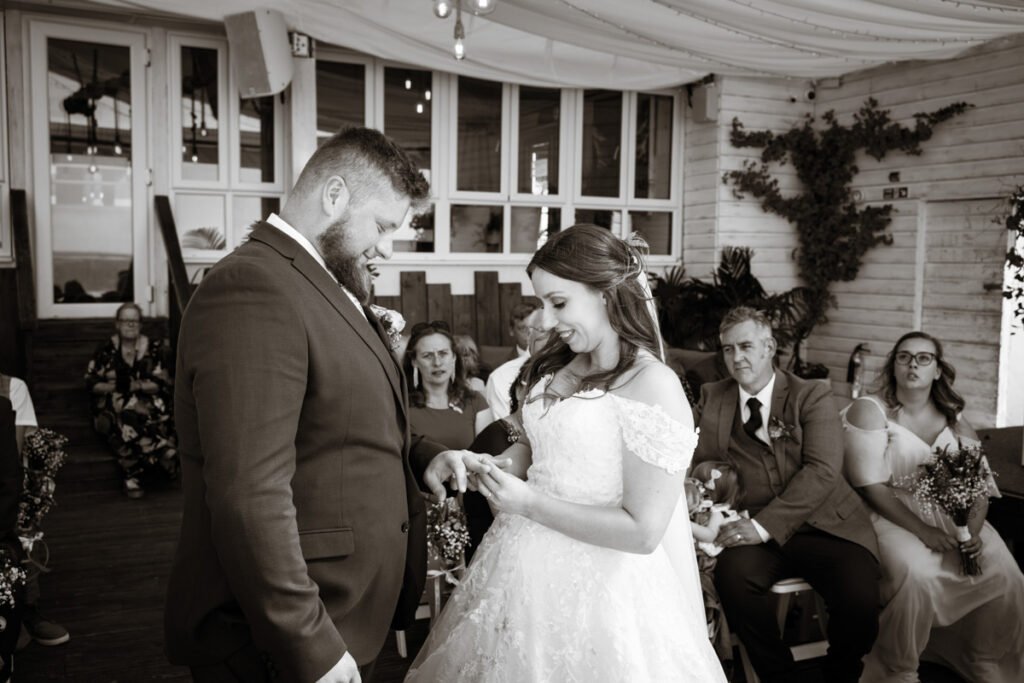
[368,304,406,352]
[767,416,796,442]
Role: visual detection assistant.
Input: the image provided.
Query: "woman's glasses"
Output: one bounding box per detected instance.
[410,320,451,336]
[894,351,936,366]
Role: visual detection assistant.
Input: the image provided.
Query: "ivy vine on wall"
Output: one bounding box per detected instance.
[722,97,972,372]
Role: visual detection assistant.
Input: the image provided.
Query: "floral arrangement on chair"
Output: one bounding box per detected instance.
[903,441,994,576]
[17,428,70,557]
[426,497,471,583]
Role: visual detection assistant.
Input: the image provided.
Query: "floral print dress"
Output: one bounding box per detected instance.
[85,335,178,482]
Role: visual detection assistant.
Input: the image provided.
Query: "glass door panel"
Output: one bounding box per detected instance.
[31,22,148,318]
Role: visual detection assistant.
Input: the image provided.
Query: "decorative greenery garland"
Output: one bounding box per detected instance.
[1005,186,1024,326]
[722,98,972,370]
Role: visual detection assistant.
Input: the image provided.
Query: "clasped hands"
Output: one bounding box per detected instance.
[424,450,531,515]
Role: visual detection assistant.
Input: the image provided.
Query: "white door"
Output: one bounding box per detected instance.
[30,20,150,319]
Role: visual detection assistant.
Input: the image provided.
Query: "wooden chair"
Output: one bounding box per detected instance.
[733,577,830,683]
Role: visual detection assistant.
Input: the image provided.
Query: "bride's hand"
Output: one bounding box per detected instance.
[474,466,534,516]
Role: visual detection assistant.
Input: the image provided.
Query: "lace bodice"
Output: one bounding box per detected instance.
[522,380,699,506]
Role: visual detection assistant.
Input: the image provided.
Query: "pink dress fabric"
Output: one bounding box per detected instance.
[842,396,1024,683]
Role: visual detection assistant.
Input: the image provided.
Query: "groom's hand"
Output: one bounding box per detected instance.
[424,450,497,502]
[315,651,360,683]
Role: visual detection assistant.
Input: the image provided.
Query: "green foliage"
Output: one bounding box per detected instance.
[653,246,820,364]
[722,97,972,364]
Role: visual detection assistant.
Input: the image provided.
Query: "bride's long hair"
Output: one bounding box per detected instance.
[522,224,662,398]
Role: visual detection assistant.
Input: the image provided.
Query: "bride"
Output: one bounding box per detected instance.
[408,225,726,682]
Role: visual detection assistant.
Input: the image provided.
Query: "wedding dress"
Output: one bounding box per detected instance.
[405,379,727,683]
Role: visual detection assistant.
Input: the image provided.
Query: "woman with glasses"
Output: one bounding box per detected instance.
[85,303,178,498]
[403,321,492,450]
[842,331,1024,682]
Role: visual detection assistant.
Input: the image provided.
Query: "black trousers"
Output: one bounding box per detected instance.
[714,529,881,683]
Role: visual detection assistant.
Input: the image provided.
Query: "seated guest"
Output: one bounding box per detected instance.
[453,334,487,394]
[85,303,178,499]
[503,300,540,363]
[842,331,1024,683]
[692,306,880,683]
[0,373,69,649]
[485,308,546,421]
[404,321,491,448]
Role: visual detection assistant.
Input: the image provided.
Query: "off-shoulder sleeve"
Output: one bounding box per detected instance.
[841,399,892,487]
[612,395,699,475]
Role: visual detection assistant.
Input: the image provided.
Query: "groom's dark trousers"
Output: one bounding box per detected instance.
[694,371,881,683]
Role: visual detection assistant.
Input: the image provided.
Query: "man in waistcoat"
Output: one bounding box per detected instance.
[692,306,880,683]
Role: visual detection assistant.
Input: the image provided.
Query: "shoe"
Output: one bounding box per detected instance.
[123,477,145,499]
[23,612,70,646]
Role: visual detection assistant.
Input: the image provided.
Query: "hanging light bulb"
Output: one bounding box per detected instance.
[200,127,208,137]
[114,143,123,156]
[433,0,452,19]
[454,17,466,60]
[416,102,424,114]
[88,163,98,174]
[425,89,432,101]
[468,0,496,15]
[405,78,412,90]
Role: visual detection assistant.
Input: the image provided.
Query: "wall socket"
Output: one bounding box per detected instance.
[290,32,312,58]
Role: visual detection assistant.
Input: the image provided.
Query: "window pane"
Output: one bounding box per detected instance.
[384,67,431,179]
[393,205,435,253]
[518,86,559,195]
[635,94,673,199]
[181,46,221,181]
[457,77,502,193]
[581,90,621,197]
[630,211,672,255]
[47,38,133,303]
[316,61,364,145]
[510,207,560,253]
[176,194,226,252]
[234,195,280,244]
[574,208,621,233]
[239,96,274,183]
[451,204,503,253]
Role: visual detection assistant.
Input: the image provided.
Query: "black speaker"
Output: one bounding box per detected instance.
[224,9,294,98]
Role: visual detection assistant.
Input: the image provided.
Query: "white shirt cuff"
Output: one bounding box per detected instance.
[751,519,772,542]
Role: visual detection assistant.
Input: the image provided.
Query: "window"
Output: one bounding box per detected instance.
[316,60,365,144]
[170,34,284,262]
[309,56,681,261]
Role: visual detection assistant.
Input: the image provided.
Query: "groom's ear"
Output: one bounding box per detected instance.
[322,175,351,218]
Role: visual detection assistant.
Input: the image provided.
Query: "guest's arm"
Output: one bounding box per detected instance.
[845,399,958,552]
[754,380,847,544]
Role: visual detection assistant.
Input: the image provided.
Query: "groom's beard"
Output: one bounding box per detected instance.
[318,217,372,304]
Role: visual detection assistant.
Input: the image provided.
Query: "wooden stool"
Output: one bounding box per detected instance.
[734,577,830,683]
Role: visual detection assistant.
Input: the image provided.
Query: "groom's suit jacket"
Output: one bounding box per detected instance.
[165,223,444,682]
[693,371,878,557]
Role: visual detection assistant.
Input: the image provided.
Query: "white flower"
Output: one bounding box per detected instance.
[368,305,406,352]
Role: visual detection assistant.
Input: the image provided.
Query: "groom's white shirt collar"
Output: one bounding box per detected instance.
[266,213,366,319]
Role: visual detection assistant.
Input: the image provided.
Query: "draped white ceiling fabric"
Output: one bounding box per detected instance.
[93,0,1024,88]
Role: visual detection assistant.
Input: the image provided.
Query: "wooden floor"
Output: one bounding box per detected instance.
[13,435,429,683]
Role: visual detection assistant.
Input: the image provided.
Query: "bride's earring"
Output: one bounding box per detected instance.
[413,366,420,388]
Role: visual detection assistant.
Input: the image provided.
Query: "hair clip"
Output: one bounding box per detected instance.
[705,468,723,490]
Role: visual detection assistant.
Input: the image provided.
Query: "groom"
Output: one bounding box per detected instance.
[692,307,880,683]
[166,128,472,683]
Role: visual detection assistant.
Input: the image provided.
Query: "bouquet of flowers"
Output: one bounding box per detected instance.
[426,497,471,579]
[17,428,69,552]
[905,441,993,576]
[0,548,25,611]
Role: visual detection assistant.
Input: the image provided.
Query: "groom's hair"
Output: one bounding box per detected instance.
[292,127,430,210]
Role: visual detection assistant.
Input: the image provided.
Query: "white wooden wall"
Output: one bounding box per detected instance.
[701,35,1024,427]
